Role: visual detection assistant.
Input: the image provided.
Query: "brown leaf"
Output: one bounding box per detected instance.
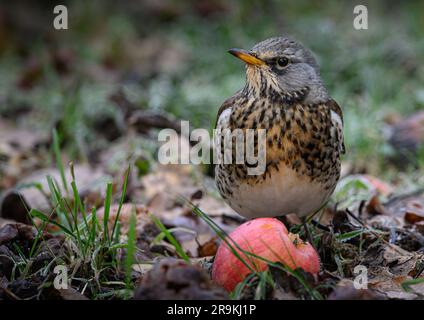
[134,258,227,300]
[366,195,388,215]
[0,165,108,224]
[197,237,218,257]
[405,211,424,224]
[0,119,49,190]
[360,244,424,299]
[96,203,152,235]
[55,288,89,300]
[385,194,424,224]
[0,223,37,245]
[328,279,386,300]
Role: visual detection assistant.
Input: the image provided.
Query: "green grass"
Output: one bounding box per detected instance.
[22,149,133,298]
[149,213,190,262]
[124,208,137,289]
[401,277,424,295]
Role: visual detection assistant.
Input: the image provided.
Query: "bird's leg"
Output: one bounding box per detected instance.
[302,216,315,247]
[301,202,331,243]
[276,215,288,224]
[276,214,302,233]
[310,219,330,232]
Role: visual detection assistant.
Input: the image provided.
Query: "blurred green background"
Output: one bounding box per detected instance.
[0,0,423,183]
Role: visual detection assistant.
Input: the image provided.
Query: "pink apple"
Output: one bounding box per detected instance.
[212,218,320,292]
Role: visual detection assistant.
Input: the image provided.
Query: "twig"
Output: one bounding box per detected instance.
[1,286,22,300]
[345,209,405,255]
[377,225,424,247]
[358,200,366,218]
[384,187,424,206]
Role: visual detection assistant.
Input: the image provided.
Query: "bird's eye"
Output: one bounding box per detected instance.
[276,57,289,69]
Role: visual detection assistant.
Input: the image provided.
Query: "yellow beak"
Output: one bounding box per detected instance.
[228,48,265,66]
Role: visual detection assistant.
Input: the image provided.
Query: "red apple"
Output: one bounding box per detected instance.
[212,218,320,292]
[361,174,393,196]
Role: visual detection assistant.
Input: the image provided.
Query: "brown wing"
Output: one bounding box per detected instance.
[328,99,345,154]
[327,99,344,124]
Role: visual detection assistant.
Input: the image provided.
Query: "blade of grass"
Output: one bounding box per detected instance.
[230,273,257,299]
[68,161,89,234]
[255,271,273,300]
[29,204,59,257]
[47,175,73,232]
[152,227,197,244]
[111,166,130,243]
[335,229,366,242]
[30,208,76,239]
[52,128,69,195]
[70,166,89,231]
[149,213,190,262]
[89,207,98,246]
[401,277,424,292]
[103,182,113,243]
[124,207,137,289]
[189,201,255,273]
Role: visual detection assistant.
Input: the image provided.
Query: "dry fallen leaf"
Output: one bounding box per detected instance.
[96,203,152,235]
[385,194,424,224]
[197,237,218,257]
[0,165,109,224]
[361,244,424,299]
[134,258,227,300]
[405,211,424,224]
[0,119,49,190]
[328,279,386,300]
[55,288,89,300]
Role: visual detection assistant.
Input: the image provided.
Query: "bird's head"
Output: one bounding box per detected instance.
[229,37,329,104]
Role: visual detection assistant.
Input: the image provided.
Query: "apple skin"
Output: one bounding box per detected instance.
[361,175,393,196]
[212,218,320,292]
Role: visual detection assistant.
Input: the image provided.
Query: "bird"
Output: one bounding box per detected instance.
[214,37,345,220]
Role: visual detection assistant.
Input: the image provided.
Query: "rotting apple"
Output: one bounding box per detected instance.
[211,217,320,292]
[361,174,393,196]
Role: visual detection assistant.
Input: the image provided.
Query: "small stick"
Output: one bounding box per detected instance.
[345,209,405,255]
[384,188,424,206]
[302,217,315,247]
